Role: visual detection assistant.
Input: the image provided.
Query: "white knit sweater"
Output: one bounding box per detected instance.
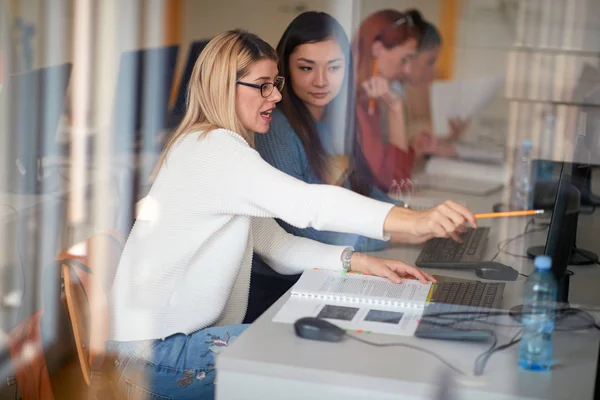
[109,129,394,341]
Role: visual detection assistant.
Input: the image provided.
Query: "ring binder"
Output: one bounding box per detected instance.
[273,270,432,336]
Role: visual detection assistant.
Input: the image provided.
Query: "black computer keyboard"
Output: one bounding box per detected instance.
[415,227,490,268]
[430,281,504,308]
[414,281,506,342]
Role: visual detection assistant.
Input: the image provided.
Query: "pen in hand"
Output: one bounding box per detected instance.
[474,209,545,219]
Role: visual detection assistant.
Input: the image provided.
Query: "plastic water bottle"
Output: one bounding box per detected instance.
[511,139,534,210]
[518,256,558,371]
[537,111,556,182]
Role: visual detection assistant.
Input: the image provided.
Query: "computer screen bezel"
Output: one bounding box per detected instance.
[112,44,180,153]
[542,160,580,302]
[170,40,210,126]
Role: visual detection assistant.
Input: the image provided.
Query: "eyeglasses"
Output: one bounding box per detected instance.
[374,15,414,41]
[236,76,285,98]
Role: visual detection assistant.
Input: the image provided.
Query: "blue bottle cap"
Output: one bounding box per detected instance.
[534,255,552,270]
[522,139,533,149]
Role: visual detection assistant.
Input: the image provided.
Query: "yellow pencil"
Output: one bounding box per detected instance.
[475,210,545,219]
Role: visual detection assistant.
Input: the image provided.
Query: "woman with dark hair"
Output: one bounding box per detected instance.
[352,8,436,193]
[248,11,398,320]
[246,11,463,321]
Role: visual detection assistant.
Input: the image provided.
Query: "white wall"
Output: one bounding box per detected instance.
[178,0,600,132]
[180,0,440,46]
[178,0,361,99]
[454,0,515,125]
[358,0,439,24]
[181,0,355,48]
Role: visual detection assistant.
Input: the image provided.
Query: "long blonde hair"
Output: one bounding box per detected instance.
[153,29,277,178]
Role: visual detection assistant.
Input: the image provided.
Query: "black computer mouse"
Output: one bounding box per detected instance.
[294,317,346,343]
[475,262,519,281]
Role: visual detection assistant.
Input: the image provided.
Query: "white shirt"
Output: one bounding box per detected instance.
[109,129,393,341]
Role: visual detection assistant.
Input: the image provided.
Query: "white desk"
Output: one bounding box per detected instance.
[217,177,600,400]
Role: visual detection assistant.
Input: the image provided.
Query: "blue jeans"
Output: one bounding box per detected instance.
[109,324,248,400]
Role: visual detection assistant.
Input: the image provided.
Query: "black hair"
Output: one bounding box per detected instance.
[406,9,442,51]
[277,11,373,195]
[418,22,442,51]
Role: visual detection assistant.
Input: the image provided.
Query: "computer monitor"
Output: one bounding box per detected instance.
[571,64,600,176]
[510,160,596,327]
[532,160,600,213]
[109,45,179,236]
[528,141,599,266]
[0,63,72,194]
[535,161,597,329]
[541,162,581,302]
[572,100,600,207]
[112,45,179,154]
[169,40,210,128]
[556,63,600,207]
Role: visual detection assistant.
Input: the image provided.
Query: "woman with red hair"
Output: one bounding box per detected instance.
[352,9,435,193]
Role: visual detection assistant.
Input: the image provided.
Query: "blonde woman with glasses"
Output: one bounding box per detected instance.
[108,29,476,399]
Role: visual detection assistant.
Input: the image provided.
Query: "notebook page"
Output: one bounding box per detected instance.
[292,270,432,308]
[431,75,504,137]
[272,296,424,336]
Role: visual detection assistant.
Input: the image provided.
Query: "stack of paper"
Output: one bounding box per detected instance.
[424,157,507,185]
[454,144,505,165]
[431,76,505,137]
[415,157,507,196]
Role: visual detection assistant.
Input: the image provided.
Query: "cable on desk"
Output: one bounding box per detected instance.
[406,313,512,377]
[345,332,467,376]
[416,308,597,376]
[473,332,498,375]
[490,218,548,262]
[474,330,522,376]
[492,216,598,265]
[422,308,598,332]
[421,310,521,329]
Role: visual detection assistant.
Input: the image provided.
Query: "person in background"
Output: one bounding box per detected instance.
[108,29,474,400]
[352,9,436,193]
[248,11,401,321]
[403,15,470,157]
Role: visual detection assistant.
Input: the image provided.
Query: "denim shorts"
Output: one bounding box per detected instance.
[109,324,248,400]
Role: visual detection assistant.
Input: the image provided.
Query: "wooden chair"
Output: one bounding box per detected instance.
[58,231,124,397]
